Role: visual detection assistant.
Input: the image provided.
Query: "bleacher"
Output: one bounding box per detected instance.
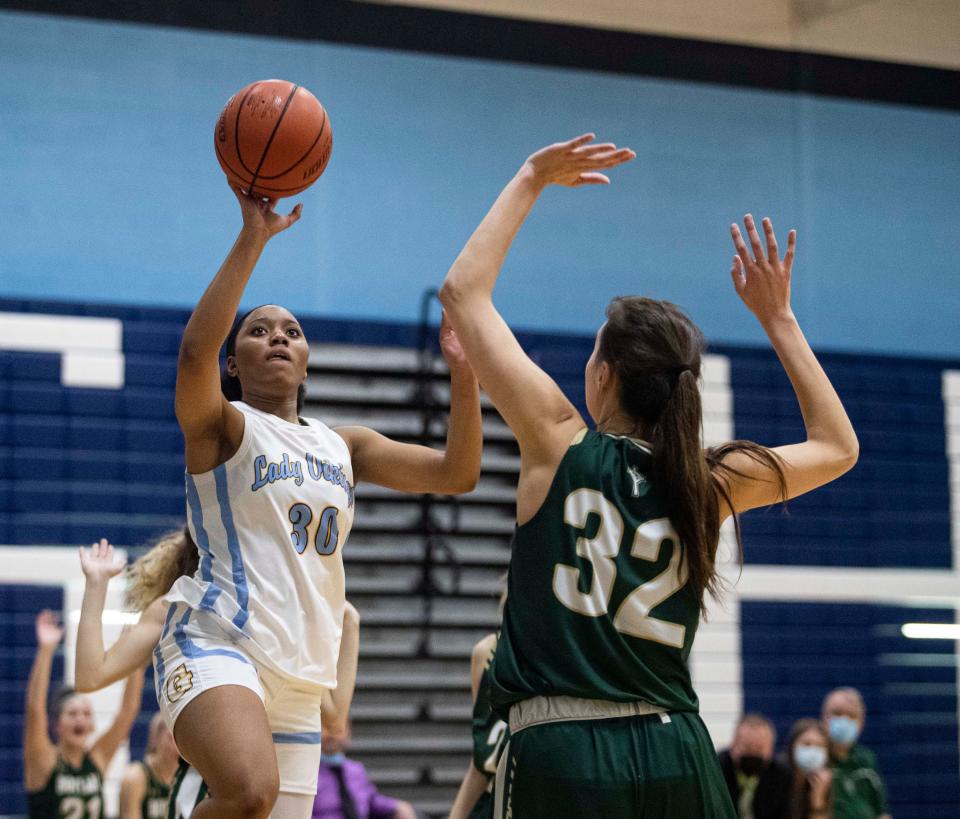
[1,298,959,817]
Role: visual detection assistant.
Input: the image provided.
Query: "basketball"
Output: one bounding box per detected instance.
[214,79,332,198]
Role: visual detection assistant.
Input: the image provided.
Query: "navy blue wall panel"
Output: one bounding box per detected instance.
[1,299,958,817]
[742,601,960,819]
[0,584,64,817]
[729,347,952,568]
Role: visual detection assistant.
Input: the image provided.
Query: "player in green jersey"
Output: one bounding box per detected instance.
[24,610,145,819]
[119,715,179,819]
[439,134,859,818]
[450,633,511,819]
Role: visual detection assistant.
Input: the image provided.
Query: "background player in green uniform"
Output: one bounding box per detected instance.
[439,134,859,818]
[449,633,510,819]
[119,715,179,819]
[24,610,145,819]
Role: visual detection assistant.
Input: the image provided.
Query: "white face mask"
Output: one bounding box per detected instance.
[793,744,828,773]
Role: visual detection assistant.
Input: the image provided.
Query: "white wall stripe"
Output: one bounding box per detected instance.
[943,370,960,777]
[0,312,125,388]
[689,354,741,746]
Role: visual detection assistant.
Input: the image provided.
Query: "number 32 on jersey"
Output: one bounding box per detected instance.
[552,488,688,648]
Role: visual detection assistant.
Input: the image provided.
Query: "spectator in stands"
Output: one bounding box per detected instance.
[717,713,791,818]
[786,718,833,819]
[119,713,179,819]
[821,688,890,819]
[24,609,144,819]
[313,722,418,819]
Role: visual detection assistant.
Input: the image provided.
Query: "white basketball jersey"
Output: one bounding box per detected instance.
[167,401,355,688]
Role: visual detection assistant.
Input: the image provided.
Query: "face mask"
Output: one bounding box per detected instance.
[738,755,766,777]
[793,745,827,773]
[828,716,860,745]
[321,753,346,766]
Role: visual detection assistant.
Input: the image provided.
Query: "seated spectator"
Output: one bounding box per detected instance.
[718,712,791,818]
[313,723,418,819]
[786,719,833,819]
[821,687,890,819]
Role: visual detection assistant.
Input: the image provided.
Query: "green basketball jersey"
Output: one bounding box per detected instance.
[27,753,104,819]
[472,638,510,779]
[138,760,171,819]
[490,429,701,716]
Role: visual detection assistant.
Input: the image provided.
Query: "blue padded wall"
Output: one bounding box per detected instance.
[1,299,958,818]
[0,584,64,817]
[742,602,960,819]
[730,347,952,568]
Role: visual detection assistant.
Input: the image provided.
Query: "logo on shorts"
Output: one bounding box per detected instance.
[166,663,194,703]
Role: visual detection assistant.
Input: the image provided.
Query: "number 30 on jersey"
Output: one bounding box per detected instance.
[288,503,340,556]
[553,488,688,648]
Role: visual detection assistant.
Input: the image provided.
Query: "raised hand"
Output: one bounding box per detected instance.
[524,134,635,188]
[729,214,796,324]
[808,767,832,808]
[232,186,303,240]
[35,609,64,648]
[438,310,471,373]
[79,538,126,585]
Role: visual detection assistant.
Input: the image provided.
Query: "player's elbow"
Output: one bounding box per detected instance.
[837,431,859,473]
[343,601,360,628]
[825,435,859,479]
[439,280,464,310]
[443,468,480,495]
[73,672,100,694]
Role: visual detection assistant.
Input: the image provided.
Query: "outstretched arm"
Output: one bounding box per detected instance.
[337,313,482,494]
[321,601,361,738]
[176,189,301,474]
[439,135,635,462]
[118,762,148,819]
[89,666,145,773]
[75,540,166,692]
[717,215,859,518]
[23,611,63,791]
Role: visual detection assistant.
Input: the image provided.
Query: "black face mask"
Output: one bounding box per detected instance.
[738,755,766,777]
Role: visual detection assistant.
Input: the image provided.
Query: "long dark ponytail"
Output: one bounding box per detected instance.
[598,297,785,615]
[221,306,306,414]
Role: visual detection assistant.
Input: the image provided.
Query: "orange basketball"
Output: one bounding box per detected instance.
[214,79,332,198]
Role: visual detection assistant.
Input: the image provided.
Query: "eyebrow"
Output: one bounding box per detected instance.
[246,317,301,327]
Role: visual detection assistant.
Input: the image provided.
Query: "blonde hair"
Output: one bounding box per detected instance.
[126,528,199,611]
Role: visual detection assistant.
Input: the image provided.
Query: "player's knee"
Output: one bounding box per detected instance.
[230,770,279,818]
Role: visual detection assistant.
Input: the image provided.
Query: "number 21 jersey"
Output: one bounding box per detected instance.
[167,401,355,688]
[490,429,700,716]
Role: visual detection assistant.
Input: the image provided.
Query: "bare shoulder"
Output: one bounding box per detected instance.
[331,424,370,456]
[141,597,169,624]
[516,425,588,525]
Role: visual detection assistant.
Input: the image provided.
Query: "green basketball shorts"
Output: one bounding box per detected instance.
[494,700,735,818]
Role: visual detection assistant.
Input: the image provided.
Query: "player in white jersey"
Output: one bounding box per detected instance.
[165,187,482,819]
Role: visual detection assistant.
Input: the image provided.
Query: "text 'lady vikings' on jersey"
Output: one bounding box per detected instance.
[166,401,355,688]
